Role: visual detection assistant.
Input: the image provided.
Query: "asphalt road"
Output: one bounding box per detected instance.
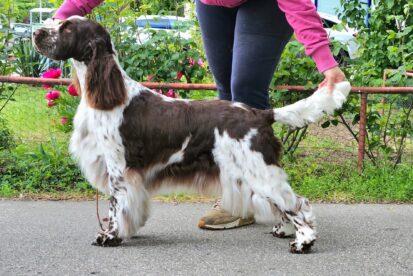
[0,201,412,276]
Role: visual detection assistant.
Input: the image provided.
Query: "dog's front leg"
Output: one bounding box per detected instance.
[92,176,125,247]
[92,172,150,247]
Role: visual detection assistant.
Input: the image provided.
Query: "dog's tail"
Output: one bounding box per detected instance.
[273,81,351,128]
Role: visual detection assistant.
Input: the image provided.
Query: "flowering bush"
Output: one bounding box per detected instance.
[117,23,209,99]
[41,68,61,89]
[68,84,79,97]
[41,68,80,132]
[42,68,62,79]
[45,90,60,101]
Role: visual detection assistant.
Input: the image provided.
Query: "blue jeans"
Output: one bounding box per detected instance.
[196,0,293,109]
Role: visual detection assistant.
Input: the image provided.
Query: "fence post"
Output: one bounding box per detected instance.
[358,93,368,173]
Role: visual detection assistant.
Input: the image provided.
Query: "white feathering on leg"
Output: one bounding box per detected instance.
[273,81,351,128]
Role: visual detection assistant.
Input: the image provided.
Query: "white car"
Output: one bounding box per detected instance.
[11,8,56,38]
[318,11,360,62]
[134,15,192,45]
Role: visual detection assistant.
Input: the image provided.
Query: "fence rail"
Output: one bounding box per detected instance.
[2,76,413,93]
[1,75,413,173]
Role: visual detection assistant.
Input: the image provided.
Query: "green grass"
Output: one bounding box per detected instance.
[1,85,68,144]
[286,157,413,203]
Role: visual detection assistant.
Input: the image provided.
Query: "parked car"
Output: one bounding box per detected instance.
[318,11,360,64]
[11,8,56,38]
[11,23,31,38]
[133,15,193,45]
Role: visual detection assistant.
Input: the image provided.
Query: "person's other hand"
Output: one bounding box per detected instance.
[319,66,346,93]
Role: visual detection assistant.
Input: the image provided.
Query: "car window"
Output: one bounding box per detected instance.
[136,19,173,29]
[41,13,50,22]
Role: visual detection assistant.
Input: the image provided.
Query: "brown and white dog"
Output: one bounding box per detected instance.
[33,16,351,253]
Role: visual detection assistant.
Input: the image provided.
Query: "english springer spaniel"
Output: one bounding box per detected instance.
[33,16,351,253]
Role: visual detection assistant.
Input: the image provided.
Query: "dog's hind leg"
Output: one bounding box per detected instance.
[271,216,296,239]
[283,196,316,254]
[212,129,316,253]
[249,165,316,254]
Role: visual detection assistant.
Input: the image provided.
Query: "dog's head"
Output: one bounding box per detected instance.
[33,17,127,111]
[33,16,114,62]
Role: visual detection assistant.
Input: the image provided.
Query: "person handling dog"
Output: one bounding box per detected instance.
[52,0,346,230]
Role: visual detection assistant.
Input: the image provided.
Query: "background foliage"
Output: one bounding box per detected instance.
[335,0,413,167]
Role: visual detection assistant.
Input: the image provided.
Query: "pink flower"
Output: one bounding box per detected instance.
[157,89,163,94]
[68,84,79,96]
[47,100,56,107]
[146,75,154,81]
[41,68,61,90]
[188,58,195,66]
[197,58,204,67]
[166,89,177,98]
[176,71,183,80]
[42,68,61,79]
[45,90,60,101]
[61,117,68,125]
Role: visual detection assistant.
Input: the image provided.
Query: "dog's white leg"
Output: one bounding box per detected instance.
[260,165,316,253]
[121,171,150,237]
[271,216,296,238]
[248,165,316,253]
[90,108,150,246]
[284,196,316,254]
[212,128,316,253]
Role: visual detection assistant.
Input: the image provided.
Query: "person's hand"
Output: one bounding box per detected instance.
[319,66,346,93]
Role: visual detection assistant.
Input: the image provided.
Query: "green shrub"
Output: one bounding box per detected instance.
[0,140,90,195]
[117,23,208,98]
[333,0,413,167]
[0,117,15,151]
[13,38,49,77]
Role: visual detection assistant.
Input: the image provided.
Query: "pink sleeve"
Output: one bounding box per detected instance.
[277,0,338,73]
[54,0,104,20]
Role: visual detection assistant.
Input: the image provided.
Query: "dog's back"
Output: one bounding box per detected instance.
[119,90,281,194]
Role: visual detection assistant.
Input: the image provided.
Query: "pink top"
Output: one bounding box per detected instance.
[54,0,337,73]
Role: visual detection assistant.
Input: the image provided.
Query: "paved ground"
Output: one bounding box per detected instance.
[0,201,412,276]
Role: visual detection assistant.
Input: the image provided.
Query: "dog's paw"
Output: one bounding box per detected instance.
[92,231,122,247]
[271,223,295,239]
[289,239,315,254]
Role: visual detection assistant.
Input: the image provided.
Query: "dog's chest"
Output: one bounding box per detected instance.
[71,99,127,174]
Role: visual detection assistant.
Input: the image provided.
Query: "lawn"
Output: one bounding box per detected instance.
[1,84,69,144]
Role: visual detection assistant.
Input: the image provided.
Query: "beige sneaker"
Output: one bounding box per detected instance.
[198,200,255,230]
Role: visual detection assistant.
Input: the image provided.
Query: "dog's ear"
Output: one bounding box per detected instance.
[85,38,127,110]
